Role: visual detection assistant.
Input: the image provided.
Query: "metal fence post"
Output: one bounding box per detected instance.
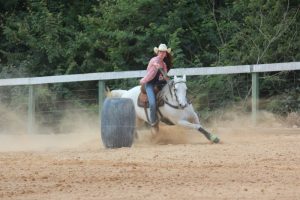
[98,81,105,116]
[251,72,259,125]
[28,85,35,134]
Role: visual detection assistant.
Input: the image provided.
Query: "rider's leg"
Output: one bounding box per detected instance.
[145,83,157,124]
[145,83,158,133]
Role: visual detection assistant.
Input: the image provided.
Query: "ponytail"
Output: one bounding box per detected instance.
[164,52,173,72]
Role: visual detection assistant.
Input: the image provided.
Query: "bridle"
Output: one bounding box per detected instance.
[163,80,189,110]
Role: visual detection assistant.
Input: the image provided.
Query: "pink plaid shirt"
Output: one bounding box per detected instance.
[140,56,168,84]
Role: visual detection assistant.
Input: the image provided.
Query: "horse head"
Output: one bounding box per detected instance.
[173,75,188,108]
[161,75,188,109]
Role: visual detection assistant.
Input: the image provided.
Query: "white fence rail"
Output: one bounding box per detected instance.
[0,61,299,133]
[0,62,299,86]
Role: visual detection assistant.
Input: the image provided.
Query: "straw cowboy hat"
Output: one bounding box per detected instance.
[154,43,171,54]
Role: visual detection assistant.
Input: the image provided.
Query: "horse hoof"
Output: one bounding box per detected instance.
[210,135,220,144]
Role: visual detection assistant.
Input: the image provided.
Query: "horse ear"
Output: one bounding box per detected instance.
[183,75,186,81]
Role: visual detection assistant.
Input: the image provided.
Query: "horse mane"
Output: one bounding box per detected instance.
[158,80,174,99]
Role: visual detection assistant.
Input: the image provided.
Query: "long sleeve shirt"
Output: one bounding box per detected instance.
[140,56,168,84]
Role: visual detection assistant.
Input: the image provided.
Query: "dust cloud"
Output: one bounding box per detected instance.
[135,125,192,146]
[0,104,101,152]
[136,108,299,146]
[0,104,27,135]
[0,102,299,151]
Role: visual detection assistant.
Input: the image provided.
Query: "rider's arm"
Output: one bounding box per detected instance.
[140,67,157,84]
[140,60,159,84]
[158,67,169,80]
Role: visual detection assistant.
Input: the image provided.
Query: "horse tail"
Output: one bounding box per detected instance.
[105,87,127,98]
[104,86,112,97]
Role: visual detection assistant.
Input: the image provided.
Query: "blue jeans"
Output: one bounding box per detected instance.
[145,83,157,125]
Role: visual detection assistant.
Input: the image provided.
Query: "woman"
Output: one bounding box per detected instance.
[140,43,173,133]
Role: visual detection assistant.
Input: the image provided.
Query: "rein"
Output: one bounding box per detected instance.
[164,100,187,109]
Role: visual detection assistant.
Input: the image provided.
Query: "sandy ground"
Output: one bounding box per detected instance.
[0,123,299,200]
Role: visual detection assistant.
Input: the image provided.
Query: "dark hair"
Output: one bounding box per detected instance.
[164,52,173,72]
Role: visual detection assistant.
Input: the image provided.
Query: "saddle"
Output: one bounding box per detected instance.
[137,83,175,126]
[137,84,164,108]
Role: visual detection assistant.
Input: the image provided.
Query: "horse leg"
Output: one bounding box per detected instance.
[198,127,220,144]
[177,119,220,143]
[191,111,220,143]
[133,118,145,140]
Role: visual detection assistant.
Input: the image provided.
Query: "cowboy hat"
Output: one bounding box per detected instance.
[154,43,171,54]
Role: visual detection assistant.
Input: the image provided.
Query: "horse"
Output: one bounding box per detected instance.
[108,75,220,143]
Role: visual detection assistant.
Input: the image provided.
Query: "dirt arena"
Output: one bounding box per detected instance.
[0,116,300,200]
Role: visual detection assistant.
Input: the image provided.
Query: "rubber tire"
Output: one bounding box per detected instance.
[101,98,136,148]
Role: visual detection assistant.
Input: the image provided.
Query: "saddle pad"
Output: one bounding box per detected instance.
[138,93,149,107]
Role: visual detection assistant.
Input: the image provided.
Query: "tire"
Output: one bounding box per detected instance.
[101,98,136,148]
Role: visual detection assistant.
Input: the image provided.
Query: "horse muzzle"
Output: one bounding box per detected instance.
[179,103,188,109]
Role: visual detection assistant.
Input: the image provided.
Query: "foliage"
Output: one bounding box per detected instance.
[0,0,299,119]
[217,0,300,65]
[187,74,251,113]
[265,86,300,115]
